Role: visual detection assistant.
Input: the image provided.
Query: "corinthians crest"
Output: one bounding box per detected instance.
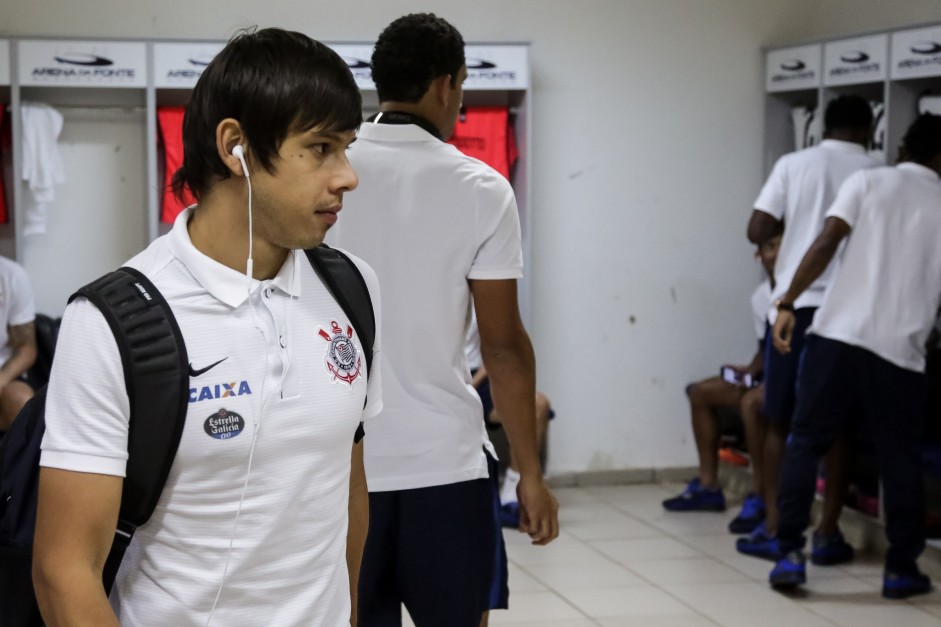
[319,319,362,385]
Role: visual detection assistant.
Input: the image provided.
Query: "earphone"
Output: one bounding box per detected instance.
[230,144,254,284]
[205,145,261,625]
[231,144,249,178]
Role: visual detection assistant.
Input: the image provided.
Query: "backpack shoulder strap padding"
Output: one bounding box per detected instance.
[305,245,376,374]
[70,267,189,527]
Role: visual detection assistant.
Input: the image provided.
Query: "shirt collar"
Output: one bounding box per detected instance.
[356,121,441,142]
[168,208,303,309]
[898,161,941,182]
[818,139,867,154]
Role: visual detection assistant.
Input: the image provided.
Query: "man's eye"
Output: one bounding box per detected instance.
[311,143,328,155]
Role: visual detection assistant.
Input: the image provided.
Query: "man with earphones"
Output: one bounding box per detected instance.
[328,13,558,627]
[32,29,379,626]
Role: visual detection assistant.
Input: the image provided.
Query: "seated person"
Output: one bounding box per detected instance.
[0,256,37,433]
[662,232,780,535]
[465,312,553,527]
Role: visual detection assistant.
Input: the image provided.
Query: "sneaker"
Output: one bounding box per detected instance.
[662,478,726,512]
[499,501,520,528]
[736,522,781,561]
[769,551,807,589]
[883,569,932,599]
[811,529,854,566]
[728,493,765,534]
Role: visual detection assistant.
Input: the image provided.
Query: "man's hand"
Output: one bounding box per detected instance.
[773,310,796,354]
[516,474,559,546]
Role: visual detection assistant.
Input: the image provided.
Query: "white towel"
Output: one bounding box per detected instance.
[20,102,66,236]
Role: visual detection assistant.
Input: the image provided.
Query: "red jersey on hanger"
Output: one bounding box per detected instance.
[447,106,518,180]
[157,107,196,223]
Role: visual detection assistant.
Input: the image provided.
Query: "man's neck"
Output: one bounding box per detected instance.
[187,185,288,280]
[378,100,444,138]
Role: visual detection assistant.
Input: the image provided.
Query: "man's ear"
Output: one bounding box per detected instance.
[433,74,453,106]
[216,118,248,177]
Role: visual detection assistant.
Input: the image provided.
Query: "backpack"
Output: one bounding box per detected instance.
[0,244,374,627]
[23,314,61,391]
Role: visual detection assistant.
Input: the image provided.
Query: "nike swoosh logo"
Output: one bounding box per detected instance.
[188,358,228,377]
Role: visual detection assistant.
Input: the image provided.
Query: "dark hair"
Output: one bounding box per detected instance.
[903,113,941,164]
[823,95,873,133]
[371,13,465,103]
[172,28,362,201]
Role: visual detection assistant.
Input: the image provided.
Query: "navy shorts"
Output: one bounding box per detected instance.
[762,307,816,424]
[358,451,507,626]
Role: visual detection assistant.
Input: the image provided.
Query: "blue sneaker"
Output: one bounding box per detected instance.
[499,501,520,528]
[883,569,932,599]
[770,551,806,589]
[662,478,726,512]
[736,522,781,560]
[728,493,765,534]
[811,529,854,566]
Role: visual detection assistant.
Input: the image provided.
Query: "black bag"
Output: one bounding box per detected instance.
[0,244,374,627]
[23,314,61,391]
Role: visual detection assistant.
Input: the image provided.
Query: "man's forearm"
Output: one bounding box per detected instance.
[0,346,36,388]
[483,340,540,477]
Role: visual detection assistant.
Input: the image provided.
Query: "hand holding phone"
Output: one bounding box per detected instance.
[721,365,752,388]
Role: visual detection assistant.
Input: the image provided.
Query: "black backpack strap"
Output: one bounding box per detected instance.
[304,245,375,374]
[70,267,189,592]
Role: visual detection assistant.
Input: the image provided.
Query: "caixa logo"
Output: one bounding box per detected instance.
[189,380,252,403]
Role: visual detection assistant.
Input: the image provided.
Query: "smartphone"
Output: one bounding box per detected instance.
[720,366,752,388]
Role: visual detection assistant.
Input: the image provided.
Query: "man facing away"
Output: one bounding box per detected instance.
[768,113,941,599]
[33,29,380,626]
[328,13,558,627]
[0,255,37,432]
[740,95,879,563]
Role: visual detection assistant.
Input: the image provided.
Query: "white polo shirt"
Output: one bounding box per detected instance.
[0,256,35,365]
[811,163,941,372]
[751,279,772,341]
[327,121,522,492]
[754,140,879,314]
[40,209,382,626]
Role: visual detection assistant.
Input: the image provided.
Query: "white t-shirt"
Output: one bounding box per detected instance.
[464,309,483,371]
[811,163,941,372]
[754,139,879,314]
[40,209,382,626]
[328,121,522,492]
[0,257,35,365]
[751,279,772,341]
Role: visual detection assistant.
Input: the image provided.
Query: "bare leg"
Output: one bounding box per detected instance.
[479,611,489,627]
[740,384,767,497]
[686,377,745,490]
[0,380,34,431]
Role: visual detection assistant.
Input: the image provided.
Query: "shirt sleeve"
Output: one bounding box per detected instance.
[825,170,867,228]
[7,263,36,326]
[40,297,130,477]
[467,171,524,280]
[753,156,789,220]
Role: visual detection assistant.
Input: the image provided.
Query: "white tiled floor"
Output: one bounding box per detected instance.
[401,482,941,626]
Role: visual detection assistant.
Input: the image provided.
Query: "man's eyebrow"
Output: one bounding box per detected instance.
[305,129,355,141]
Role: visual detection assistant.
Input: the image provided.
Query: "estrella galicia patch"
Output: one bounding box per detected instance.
[318,319,362,387]
[204,408,245,440]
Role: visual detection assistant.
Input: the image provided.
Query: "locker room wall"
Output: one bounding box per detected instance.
[3,1,941,475]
